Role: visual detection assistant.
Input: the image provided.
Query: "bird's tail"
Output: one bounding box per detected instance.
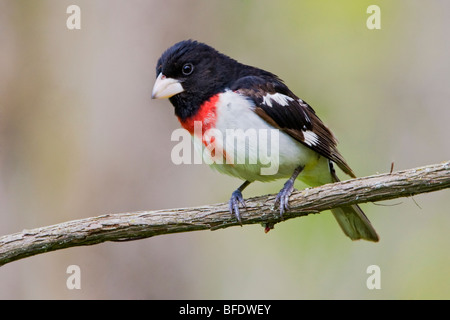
[331,205,379,242]
[329,163,379,242]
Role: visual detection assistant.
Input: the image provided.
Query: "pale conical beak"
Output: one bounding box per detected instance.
[151,73,184,99]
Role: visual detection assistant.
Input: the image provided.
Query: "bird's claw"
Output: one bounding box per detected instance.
[229,189,246,224]
[274,179,295,219]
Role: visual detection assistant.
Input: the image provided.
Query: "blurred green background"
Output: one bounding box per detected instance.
[0,0,449,299]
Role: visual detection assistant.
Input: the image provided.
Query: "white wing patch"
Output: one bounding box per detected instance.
[303,130,319,147]
[262,93,294,107]
[298,99,312,124]
[298,99,307,107]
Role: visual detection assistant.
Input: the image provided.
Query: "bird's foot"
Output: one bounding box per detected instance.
[229,189,246,224]
[274,179,296,219]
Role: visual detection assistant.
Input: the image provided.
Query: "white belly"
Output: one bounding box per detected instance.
[202,90,319,182]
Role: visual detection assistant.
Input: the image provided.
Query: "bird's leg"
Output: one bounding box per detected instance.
[229,180,251,224]
[274,165,304,219]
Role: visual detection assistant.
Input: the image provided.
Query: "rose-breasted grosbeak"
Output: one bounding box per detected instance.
[152,40,379,242]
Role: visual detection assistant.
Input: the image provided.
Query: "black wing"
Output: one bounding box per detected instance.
[230,75,355,178]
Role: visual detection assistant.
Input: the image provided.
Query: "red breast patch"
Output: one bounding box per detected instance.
[178,94,219,138]
[177,94,233,164]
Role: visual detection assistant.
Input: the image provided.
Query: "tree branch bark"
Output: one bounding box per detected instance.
[1,161,449,267]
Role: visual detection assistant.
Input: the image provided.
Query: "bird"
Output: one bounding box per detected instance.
[151,39,379,242]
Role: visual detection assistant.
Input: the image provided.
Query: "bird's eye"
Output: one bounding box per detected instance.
[182,63,194,76]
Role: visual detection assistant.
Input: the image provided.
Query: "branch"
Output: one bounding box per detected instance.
[1,161,449,267]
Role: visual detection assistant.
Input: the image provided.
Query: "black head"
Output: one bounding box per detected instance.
[152,40,242,120]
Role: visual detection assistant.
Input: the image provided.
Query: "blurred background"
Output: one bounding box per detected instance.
[0,0,449,299]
